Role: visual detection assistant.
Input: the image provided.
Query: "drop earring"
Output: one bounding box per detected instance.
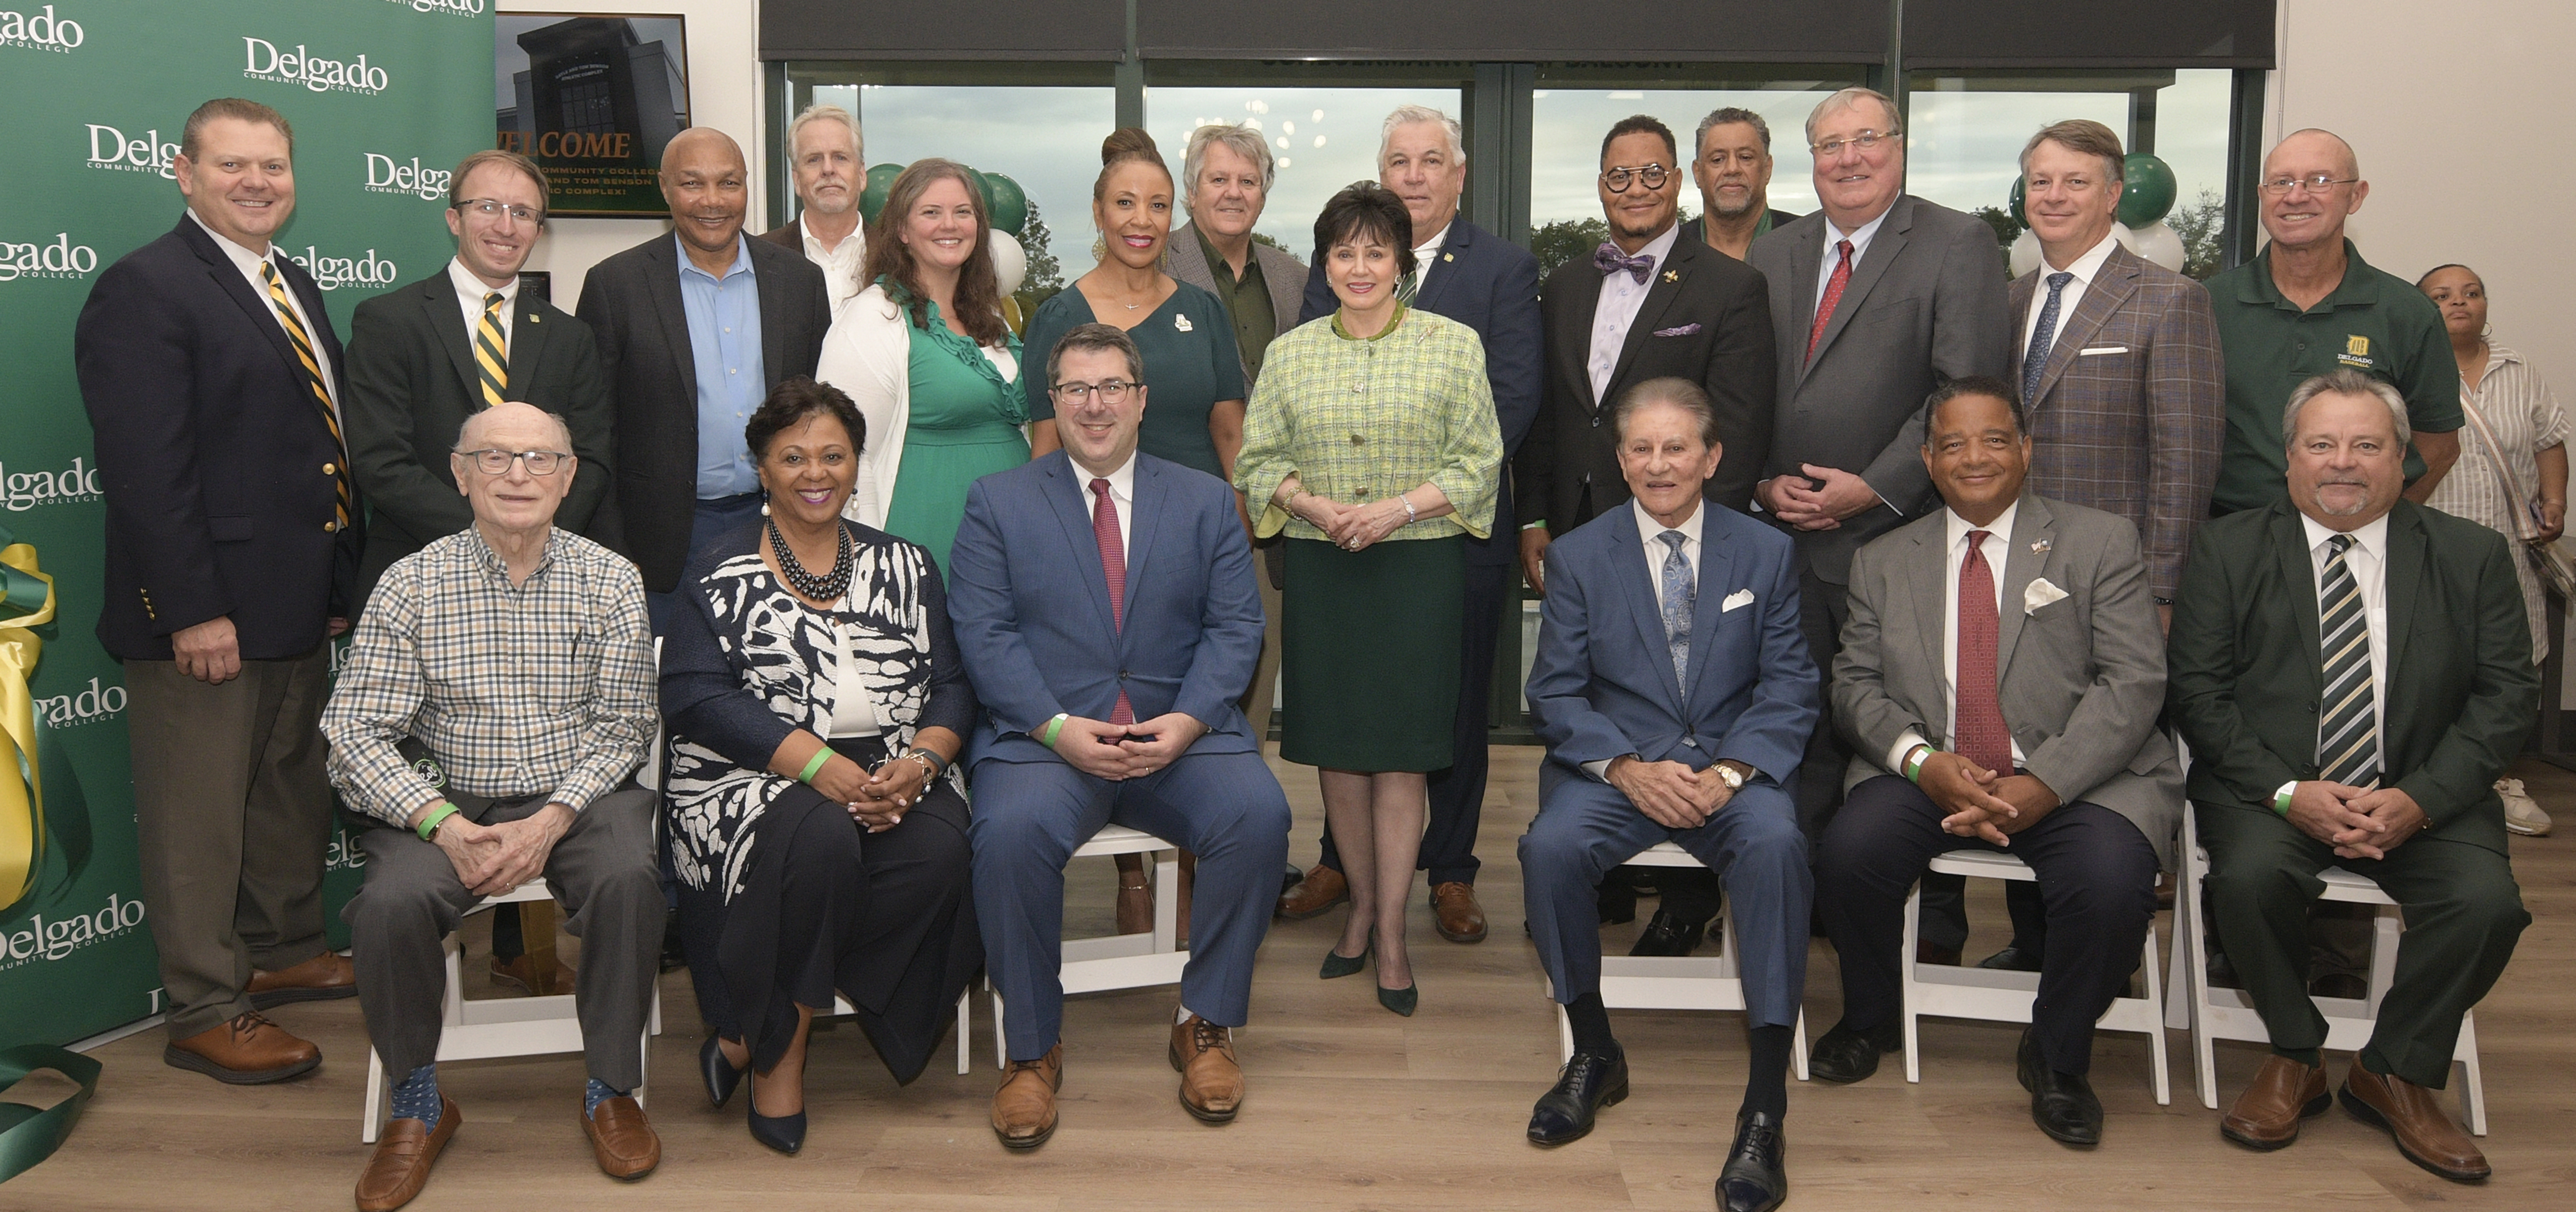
[761,493,771,517]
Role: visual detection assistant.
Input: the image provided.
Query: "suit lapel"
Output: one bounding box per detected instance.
[1683,514,1735,715]
[1607,237,1693,397]
[506,294,553,396]
[643,237,697,390]
[1608,508,1689,710]
[1802,196,1912,379]
[2006,272,2036,385]
[1412,223,1471,316]
[752,240,795,388]
[420,277,482,403]
[184,222,307,390]
[1996,495,2057,676]
[2383,504,2424,683]
[2027,249,2140,409]
[1119,458,1166,639]
[1044,454,1121,641]
[2271,501,2324,676]
[1908,522,1949,735]
[1558,265,1607,412]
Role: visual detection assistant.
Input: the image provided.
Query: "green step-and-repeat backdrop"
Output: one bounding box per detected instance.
[1,0,494,1048]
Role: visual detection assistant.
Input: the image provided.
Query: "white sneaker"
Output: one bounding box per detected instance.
[2497,777,2552,836]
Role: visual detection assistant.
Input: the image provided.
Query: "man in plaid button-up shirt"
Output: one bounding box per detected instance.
[321,402,666,1202]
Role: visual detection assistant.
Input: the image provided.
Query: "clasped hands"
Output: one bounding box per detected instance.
[427,801,573,897]
[2283,780,2428,861]
[1917,751,2060,845]
[1289,491,1408,552]
[1758,465,1883,532]
[810,752,932,834]
[1606,755,1740,830]
[1049,712,1209,781]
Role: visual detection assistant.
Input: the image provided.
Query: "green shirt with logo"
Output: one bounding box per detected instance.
[2206,239,2462,515]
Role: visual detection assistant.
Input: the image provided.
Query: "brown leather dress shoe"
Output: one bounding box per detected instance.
[490,953,577,996]
[246,951,357,1008]
[1116,874,1153,936]
[583,1095,662,1181]
[1430,882,1488,943]
[991,1044,1063,1149]
[2341,1065,2490,1182]
[164,1011,321,1084]
[2220,1054,2330,1149]
[1169,1015,1244,1123]
[1277,865,1348,920]
[356,1098,459,1212]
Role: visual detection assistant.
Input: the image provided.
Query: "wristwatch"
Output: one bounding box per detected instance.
[1711,762,1749,792]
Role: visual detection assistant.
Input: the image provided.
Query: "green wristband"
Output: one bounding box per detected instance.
[2273,781,2297,817]
[1041,713,1070,749]
[415,801,460,841]
[797,748,833,783]
[1903,745,1931,783]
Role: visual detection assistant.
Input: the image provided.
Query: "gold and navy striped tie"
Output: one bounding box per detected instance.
[475,291,508,409]
[260,261,352,529]
[2315,534,2380,788]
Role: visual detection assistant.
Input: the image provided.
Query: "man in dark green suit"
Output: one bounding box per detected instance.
[344,148,614,612]
[2168,369,2530,1183]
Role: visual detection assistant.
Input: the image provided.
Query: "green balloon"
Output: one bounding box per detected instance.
[858,163,903,224]
[2118,154,2178,227]
[986,173,1029,238]
[966,169,999,220]
[2007,175,2027,227]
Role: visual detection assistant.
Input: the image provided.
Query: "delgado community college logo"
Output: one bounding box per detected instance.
[288,245,399,292]
[1,456,102,511]
[364,153,451,201]
[0,232,97,282]
[243,36,388,96]
[391,0,484,14]
[86,122,178,180]
[0,5,83,52]
[32,676,122,730]
[1,893,145,968]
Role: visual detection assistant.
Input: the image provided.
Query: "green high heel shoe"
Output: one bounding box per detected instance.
[1320,943,1370,980]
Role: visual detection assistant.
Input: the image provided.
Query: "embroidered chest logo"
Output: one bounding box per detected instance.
[2338,334,2374,369]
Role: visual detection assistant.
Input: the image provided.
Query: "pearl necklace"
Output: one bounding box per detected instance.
[768,516,853,601]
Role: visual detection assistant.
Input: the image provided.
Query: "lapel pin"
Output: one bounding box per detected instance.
[1174,313,1194,332]
[1443,251,1455,262]
[529,313,540,324]
[1662,269,1680,283]
[2030,538,2052,554]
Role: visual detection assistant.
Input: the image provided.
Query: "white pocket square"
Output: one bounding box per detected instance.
[2078,345,2128,356]
[1721,589,1756,613]
[2023,578,2069,615]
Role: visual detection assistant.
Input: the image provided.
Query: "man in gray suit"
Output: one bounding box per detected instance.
[1746,87,2015,858]
[1811,377,2175,1147]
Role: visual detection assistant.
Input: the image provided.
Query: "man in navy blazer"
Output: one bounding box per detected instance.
[1519,378,1815,1212]
[948,323,1292,1150]
[1283,105,1544,944]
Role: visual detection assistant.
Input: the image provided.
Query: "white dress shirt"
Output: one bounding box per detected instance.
[1588,221,1682,403]
[800,213,867,315]
[1584,497,1706,781]
[446,256,518,362]
[189,208,337,407]
[2300,511,2390,767]
[1887,501,2028,771]
[1816,206,1892,307]
[1410,222,1451,296]
[1075,451,1136,561]
[2018,231,2118,360]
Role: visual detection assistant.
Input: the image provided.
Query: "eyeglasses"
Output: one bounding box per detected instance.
[459,448,570,476]
[1600,164,1670,193]
[454,197,541,224]
[1050,379,1142,404]
[2260,173,2359,195]
[1810,129,1900,159]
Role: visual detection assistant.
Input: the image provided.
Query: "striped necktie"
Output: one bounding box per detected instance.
[1396,267,1419,307]
[259,261,352,529]
[475,291,508,409]
[2316,534,2380,788]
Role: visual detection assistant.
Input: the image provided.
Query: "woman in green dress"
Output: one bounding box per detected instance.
[818,158,1026,571]
[1234,182,1502,1016]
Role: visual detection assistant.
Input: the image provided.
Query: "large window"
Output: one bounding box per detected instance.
[1146,82,1465,260]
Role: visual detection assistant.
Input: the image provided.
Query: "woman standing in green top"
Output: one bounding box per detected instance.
[819,159,1026,571]
[1235,183,1502,1017]
[1025,128,1247,481]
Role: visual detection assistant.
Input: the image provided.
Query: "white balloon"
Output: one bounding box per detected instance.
[988,229,1027,296]
[2009,228,2042,277]
[2129,221,2188,273]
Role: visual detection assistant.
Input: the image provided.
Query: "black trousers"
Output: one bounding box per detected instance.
[1818,775,2158,1075]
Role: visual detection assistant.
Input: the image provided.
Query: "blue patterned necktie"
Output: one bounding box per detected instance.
[1595,242,1654,285]
[2021,270,2072,405]
[1658,530,1694,683]
[2316,534,2380,788]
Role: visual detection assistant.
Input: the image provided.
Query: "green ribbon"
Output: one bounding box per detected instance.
[0,1045,101,1183]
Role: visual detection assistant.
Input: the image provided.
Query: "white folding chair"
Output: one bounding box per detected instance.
[1551,841,1810,1079]
[986,824,1186,1068]
[1898,849,2169,1103]
[2170,803,2485,1133]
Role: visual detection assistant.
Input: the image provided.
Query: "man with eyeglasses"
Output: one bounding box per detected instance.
[325,401,665,1207]
[1745,86,2013,859]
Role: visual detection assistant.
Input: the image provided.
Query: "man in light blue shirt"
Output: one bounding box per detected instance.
[678,231,767,500]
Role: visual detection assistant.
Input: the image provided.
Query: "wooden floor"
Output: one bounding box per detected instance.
[10,747,2576,1210]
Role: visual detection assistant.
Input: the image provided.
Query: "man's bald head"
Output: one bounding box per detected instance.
[663,127,747,179]
[2269,128,2359,180]
[455,400,573,453]
[660,128,752,260]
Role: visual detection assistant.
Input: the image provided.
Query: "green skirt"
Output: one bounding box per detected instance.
[1280,535,1465,772]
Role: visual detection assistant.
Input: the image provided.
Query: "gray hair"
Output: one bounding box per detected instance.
[1182,122,1275,195]
[786,103,862,162]
[455,406,574,453]
[1379,104,1465,167]
[2282,370,2409,448]
[1612,377,1722,448]
[1695,107,1773,154]
[1804,86,1900,146]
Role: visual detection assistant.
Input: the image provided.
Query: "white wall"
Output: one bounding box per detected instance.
[505,0,766,309]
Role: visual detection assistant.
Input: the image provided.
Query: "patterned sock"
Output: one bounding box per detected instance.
[391,1064,441,1129]
[585,1077,625,1118]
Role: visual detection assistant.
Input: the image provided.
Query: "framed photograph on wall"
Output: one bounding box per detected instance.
[496,13,691,217]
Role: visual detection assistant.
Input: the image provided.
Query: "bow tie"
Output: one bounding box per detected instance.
[1594,243,1653,284]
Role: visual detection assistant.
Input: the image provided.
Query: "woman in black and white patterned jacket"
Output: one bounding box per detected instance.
[660,377,982,1156]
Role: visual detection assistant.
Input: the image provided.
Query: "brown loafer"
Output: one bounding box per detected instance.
[1430,882,1488,943]
[1169,1015,1244,1123]
[2341,1065,2490,1182]
[2220,1054,2330,1149]
[164,1011,321,1085]
[490,953,577,996]
[1116,875,1153,936]
[246,951,357,1008]
[356,1098,459,1212]
[991,1044,1062,1149]
[582,1095,661,1181]
[1277,865,1348,920]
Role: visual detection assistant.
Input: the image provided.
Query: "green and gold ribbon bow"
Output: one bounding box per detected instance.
[0,524,56,916]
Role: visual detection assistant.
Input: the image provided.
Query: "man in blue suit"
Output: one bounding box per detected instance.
[948,323,1293,1151]
[1281,104,1545,945]
[1519,378,1815,1212]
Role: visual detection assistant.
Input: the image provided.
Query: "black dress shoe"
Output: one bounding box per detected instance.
[701,1035,747,1109]
[1627,908,1707,957]
[2309,972,2368,1000]
[747,1071,807,1155]
[1596,879,1638,926]
[1807,1019,1902,1084]
[1976,945,2044,973]
[1715,1109,1788,1212]
[2016,1028,2103,1146]
[1526,1047,1628,1146]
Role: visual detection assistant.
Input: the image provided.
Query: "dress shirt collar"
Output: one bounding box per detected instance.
[1073,450,1137,503]
[675,231,753,281]
[1823,206,1892,260]
[463,523,561,587]
[187,207,274,269]
[2299,511,2391,566]
[1622,221,1683,274]
[447,256,517,313]
[800,213,860,258]
[1631,494,1704,548]
[1413,222,1452,262]
[2041,231,2119,284]
[1943,499,2022,557]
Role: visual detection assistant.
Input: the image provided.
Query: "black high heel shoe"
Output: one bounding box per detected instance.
[701,1035,748,1108]
[1319,942,1371,979]
[747,1068,807,1155]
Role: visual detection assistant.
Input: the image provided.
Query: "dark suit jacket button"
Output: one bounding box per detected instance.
[1591,415,1602,427]
[1682,738,1699,748]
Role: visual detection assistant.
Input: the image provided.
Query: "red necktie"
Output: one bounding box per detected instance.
[1091,478,1135,726]
[1805,239,1855,363]
[1953,530,2013,773]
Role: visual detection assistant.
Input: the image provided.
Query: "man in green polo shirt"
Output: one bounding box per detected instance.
[2207,128,2460,515]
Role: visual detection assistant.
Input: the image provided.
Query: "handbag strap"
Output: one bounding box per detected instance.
[2450,370,2544,542]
